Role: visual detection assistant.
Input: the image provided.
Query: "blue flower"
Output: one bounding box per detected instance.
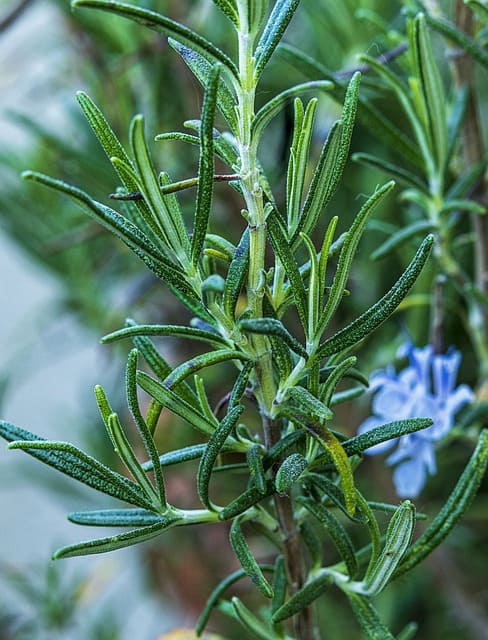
[358,343,474,498]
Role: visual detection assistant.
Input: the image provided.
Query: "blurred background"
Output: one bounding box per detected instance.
[0,0,486,638]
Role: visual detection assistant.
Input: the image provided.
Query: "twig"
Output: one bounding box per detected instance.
[0,0,35,34]
[335,42,408,79]
[109,173,240,200]
[452,3,488,338]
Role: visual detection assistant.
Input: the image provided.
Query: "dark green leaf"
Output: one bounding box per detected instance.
[219,481,275,520]
[239,317,307,359]
[223,227,250,319]
[76,91,132,168]
[231,597,275,640]
[411,13,448,171]
[130,115,190,258]
[211,0,239,26]
[229,518,274,598]
[362,500,415,595]
[169,39,237,131]
[272,572,333,623]
[192,64,220,265]
[197,405,244,509]
[163,350,249,390]
[252,81,332,143]
[142,444,206,471]
[317,181,395,337]
[304,474,365,523]
[346,592,396,640]
[298,496,358,577]
[320,356,357,407]
[126,350,166,505]
[342,418,433,457]
[394,429,488,578]
[2,423,151,509]
[52,520,173,559]
[247,445,267,494]
[275,453,308,493]
[291,122,342,247]
[68,509,175,527]
[196,567,273,636]
[267,208,308,327]
[254,0,301,79]
[416,9,488,69]
[102,323,227,347]
[272,555,287,616]
[137,371,219,437]
[316,235,434,359]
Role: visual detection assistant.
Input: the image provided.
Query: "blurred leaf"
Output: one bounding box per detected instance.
[72,0,239,77]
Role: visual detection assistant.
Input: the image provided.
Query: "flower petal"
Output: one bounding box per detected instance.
[392,457,428,498]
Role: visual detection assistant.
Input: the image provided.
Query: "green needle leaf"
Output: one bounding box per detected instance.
[169,40,237,132]
[411,13,448,173]
[126,349,166,506]
[102,323,227,347]
[246,444,268,494]
[229,518,274,598]
[346,592,396,640]
[1,422,152,509]
[53,519,175,559]
[223,227,250,319]
[275,453,308,494]
[394,429,488,578]
[68,509,174,527]
[361,501,415,595]
[106,412,161,506]
[267,208,308,328]
[342,418,433,457]
[239,317,307,359]
[272,572,333,623]
[317,181,395,337]
[163,350,250,390]
[298,496,359,578]
[196,567,274,636]
[370,220,436,261]
[197,405,244,510]
[302,423,356,516]
[192,64,220,266]
[254,0,301,79]
[211,0,239,26]
[231,597,276,639]
[252,81,332,143]
[352,152,429,193]
[137,371,219,437]
[316,235,434,359]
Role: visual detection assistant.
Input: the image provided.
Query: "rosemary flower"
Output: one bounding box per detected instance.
[358,344,474,497]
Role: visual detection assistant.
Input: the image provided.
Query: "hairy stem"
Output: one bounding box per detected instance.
[234,4,316,638]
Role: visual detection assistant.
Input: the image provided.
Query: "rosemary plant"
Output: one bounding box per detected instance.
[1,2,487,639]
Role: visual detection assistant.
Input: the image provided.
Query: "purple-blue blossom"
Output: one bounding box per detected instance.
[358,343,474,498]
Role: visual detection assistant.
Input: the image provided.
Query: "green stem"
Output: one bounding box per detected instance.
[235,2,275,414]
[234,5,316,639]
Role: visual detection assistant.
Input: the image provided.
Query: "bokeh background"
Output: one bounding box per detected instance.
[0,1,486,638]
